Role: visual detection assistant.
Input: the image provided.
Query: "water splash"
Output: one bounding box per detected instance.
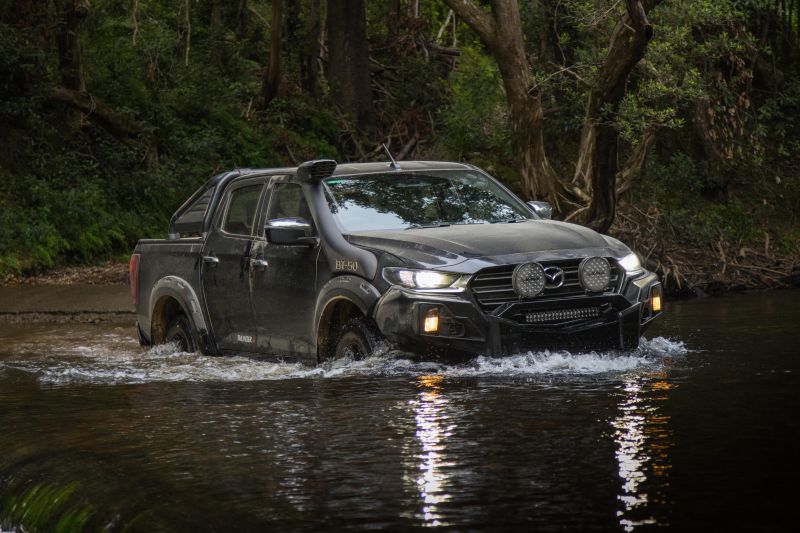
[0,326,687,385]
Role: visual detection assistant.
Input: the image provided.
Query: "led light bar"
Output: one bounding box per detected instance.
[524,307,600,324]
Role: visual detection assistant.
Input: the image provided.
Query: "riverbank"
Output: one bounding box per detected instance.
[612,215,800,296]
[1,260,129,287]
[0,283,133,323]
[0,262,133,323]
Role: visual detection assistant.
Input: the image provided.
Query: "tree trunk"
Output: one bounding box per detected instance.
[388,0,401,41]
[55,0,90,92]
[576,0,661,233]
[326,0,375,131]
[261,0,282,106]
[302,0,322,96]
[583,122,619,232]
[236,0,248,40]
[209,0,230,69]
[442,0,562,208]
[616,126,657,196]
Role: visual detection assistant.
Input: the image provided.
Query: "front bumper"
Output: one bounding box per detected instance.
[372,272,662,357]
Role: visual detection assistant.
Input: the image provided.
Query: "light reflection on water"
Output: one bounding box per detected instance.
[409,374,454,526]
[612,373,675,531]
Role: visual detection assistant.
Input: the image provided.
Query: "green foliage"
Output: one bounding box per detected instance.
[636,152,767,249]
[0,2,339,276]
[0,481,95,532]
[1,0,800,275]
[439,48,511,173]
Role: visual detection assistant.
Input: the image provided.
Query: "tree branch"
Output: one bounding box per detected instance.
[440,0,496,47]
[616,126,658,196]
[132,0,139,47]
[184,0,191,66]
[48,87,157,161]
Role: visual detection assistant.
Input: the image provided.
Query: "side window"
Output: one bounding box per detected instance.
[222,184,263,235]
[266,183,313,224]
[171,186,213,235]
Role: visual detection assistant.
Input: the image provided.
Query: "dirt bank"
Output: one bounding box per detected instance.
[1,260,129,287]
[611,212,800,296]
[0,283,133,324]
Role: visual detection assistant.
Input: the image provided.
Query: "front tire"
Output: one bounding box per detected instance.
[165,314,198,353]
[334,318,382,360]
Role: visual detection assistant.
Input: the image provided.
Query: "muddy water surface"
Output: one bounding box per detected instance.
[1,290,798,531]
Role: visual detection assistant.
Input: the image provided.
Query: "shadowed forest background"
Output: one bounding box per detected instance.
[1,0,799,294]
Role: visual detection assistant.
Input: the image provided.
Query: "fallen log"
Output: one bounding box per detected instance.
[48,86,158,162]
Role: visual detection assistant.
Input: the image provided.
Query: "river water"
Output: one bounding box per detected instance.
[0,290,798,531]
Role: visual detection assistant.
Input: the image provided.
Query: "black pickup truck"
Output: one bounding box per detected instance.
[130,159,663,362]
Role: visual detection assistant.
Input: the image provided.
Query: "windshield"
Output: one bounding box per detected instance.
[323,170,532,232]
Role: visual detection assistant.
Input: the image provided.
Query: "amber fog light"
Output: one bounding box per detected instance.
[423,308,440,334]
[651,286,663,313]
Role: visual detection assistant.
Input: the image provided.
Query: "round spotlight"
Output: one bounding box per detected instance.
[579,257,611,292]
[512,262,546,298]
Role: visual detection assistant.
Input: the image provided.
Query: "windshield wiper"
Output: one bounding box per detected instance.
[406,222,451,229]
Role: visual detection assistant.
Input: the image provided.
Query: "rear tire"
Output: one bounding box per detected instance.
[165,314,198,353]
[334,318,381,360]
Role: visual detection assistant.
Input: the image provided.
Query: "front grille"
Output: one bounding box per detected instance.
[469,258,621,313]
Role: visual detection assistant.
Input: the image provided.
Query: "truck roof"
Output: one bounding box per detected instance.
[236,160,473,178]
[170,161,475,237]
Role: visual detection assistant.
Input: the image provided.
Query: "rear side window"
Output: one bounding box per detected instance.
[171,186,213,235]
[222,185,263,235]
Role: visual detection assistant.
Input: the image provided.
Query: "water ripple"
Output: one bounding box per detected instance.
[0,325,687,385]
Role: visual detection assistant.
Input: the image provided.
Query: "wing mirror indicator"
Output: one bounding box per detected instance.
[266,217,312,230]
[266,217,316,246]
[526,201,553,220]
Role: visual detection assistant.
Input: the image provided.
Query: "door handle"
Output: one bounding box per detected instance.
[250,258,269,269]
[203,255,219,265]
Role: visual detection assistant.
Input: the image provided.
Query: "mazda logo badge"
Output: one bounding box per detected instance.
[543,266,565,288]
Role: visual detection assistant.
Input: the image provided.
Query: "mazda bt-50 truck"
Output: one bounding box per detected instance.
[130,159,663,361]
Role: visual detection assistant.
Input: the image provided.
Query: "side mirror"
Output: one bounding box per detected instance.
[266,218,317,246]
[527,201,553,220]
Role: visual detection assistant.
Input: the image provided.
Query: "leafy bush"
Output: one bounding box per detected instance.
[439,47,509,159]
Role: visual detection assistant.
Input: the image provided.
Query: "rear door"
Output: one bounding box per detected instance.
[250,177,320,359]
[201,177,266,352]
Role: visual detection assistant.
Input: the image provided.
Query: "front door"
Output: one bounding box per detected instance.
[201,178,266,353]
[250,179,320,360]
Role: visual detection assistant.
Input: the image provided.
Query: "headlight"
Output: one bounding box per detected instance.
[383,268,460,289]
[618,252,642,274]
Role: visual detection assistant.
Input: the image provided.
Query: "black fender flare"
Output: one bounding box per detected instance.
[147,276,214,353]
[312,275,382,349]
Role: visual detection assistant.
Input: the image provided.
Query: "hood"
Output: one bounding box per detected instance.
[347,220,614,271]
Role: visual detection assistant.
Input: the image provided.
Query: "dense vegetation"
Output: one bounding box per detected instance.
[1,0,798,292]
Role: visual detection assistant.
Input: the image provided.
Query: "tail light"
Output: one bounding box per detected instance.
[129,253,141,306]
